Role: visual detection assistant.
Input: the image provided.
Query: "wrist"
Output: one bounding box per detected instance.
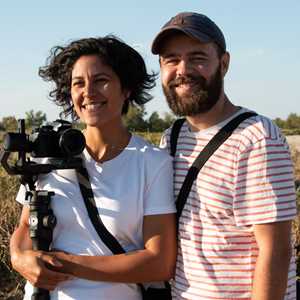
[10,248,23,268]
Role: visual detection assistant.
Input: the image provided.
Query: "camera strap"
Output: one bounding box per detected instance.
[169,111,257,225]
[76,166,148,294]
[76,166,125,254]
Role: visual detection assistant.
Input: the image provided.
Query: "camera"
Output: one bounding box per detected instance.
[1,119,85,175]
[3,119,85,158]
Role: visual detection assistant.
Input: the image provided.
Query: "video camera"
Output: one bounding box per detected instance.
[1,119,85,176]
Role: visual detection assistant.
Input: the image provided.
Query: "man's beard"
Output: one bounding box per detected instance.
[162,65,223,117]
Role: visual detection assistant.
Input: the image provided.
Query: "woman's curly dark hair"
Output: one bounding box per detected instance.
[39,35,157,119]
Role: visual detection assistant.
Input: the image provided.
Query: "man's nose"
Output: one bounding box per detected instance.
[176,59,191,76]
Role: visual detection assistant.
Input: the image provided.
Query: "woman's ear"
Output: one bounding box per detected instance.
[123,89,131,101]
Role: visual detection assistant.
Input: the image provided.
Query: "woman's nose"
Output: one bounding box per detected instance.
[83,82,96,97]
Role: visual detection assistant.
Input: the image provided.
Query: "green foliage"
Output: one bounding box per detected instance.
[274,113,300,132]
[25,110,47,128]
[123,105,175,132]
[147,112,175,132]
[1,116,18,131]
[123,105,148,131]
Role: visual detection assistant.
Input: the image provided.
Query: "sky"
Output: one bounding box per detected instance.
[1,0,299,122]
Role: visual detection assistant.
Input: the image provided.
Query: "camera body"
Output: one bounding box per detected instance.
[3,119,85,158]
[1,119,85,175]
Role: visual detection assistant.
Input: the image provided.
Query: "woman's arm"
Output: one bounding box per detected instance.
[10,206,72,290]
[51,213,177,283]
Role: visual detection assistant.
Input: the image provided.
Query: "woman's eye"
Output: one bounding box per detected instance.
[72,81,83,87]
[95,77,107,83]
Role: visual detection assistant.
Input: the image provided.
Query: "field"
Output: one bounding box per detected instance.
[0,133,299,299]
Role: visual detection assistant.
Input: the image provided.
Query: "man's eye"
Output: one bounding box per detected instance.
[191,57,206,63]
[163,58,178,65]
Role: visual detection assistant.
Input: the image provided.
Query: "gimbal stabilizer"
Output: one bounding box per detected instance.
[1,119,85,300]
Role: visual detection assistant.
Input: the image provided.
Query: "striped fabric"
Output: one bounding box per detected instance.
[163,112,297,299]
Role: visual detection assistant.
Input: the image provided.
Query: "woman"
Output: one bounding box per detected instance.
[10,36,176,300]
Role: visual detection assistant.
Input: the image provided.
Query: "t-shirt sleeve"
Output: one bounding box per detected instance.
[233,136,297,226]
[16,184,29,205]
[144,153,176,216]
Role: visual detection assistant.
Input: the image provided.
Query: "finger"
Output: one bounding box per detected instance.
[43,267,73,282]
[40,254,63,267]
[29,270,73,289]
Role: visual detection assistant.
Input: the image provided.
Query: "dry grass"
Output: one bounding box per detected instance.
[0,167,25,299]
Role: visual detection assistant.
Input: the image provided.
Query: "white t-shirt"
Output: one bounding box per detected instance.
[17,134,176,300]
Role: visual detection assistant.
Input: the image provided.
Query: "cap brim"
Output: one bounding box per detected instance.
[151,26,212,54]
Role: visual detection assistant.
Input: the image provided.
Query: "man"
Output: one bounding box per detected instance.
[152,12,297,299]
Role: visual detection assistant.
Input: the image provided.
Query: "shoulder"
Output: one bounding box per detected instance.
[132,135,170,161]
[131,134,172,165]
[233,111,289,151]
[160,119,189,150]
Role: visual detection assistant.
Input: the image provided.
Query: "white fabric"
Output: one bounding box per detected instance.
[17,134,175,300]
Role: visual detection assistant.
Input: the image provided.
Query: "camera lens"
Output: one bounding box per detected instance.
[59,129,85,156]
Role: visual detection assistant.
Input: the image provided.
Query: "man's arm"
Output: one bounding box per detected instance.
[251,220,292,300]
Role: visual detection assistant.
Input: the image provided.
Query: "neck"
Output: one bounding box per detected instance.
[84,120,131,162]
[186,93,239,131]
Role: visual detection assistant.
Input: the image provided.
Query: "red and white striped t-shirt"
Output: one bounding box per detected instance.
[161,109,297,300]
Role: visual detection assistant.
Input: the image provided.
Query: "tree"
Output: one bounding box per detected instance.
[285,113,300,129]
[273,117,286,129]
[123,105,148,131]
[148,112,166,132]
[25,110,47,128]
[162,112,175,128]
[1,116,17,131]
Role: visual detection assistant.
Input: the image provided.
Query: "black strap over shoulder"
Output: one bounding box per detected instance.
[170,118,185,157]
[172,112,257,224]
[76,166,125,255]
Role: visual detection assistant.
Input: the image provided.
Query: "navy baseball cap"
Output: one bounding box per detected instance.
[151,12,226,54]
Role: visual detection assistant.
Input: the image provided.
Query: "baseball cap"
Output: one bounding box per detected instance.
[151,12,226,54]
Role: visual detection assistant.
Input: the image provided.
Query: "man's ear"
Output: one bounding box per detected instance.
[221,52,230,77]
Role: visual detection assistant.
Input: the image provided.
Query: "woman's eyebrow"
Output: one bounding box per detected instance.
[71,72,109,80]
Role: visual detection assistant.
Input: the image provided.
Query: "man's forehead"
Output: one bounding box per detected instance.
[159,34,215,57]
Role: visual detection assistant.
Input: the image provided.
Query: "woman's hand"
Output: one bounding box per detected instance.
[10,206,73,290]
[11,249,73,290]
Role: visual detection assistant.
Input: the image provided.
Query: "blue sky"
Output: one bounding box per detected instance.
[1,0,299,121]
